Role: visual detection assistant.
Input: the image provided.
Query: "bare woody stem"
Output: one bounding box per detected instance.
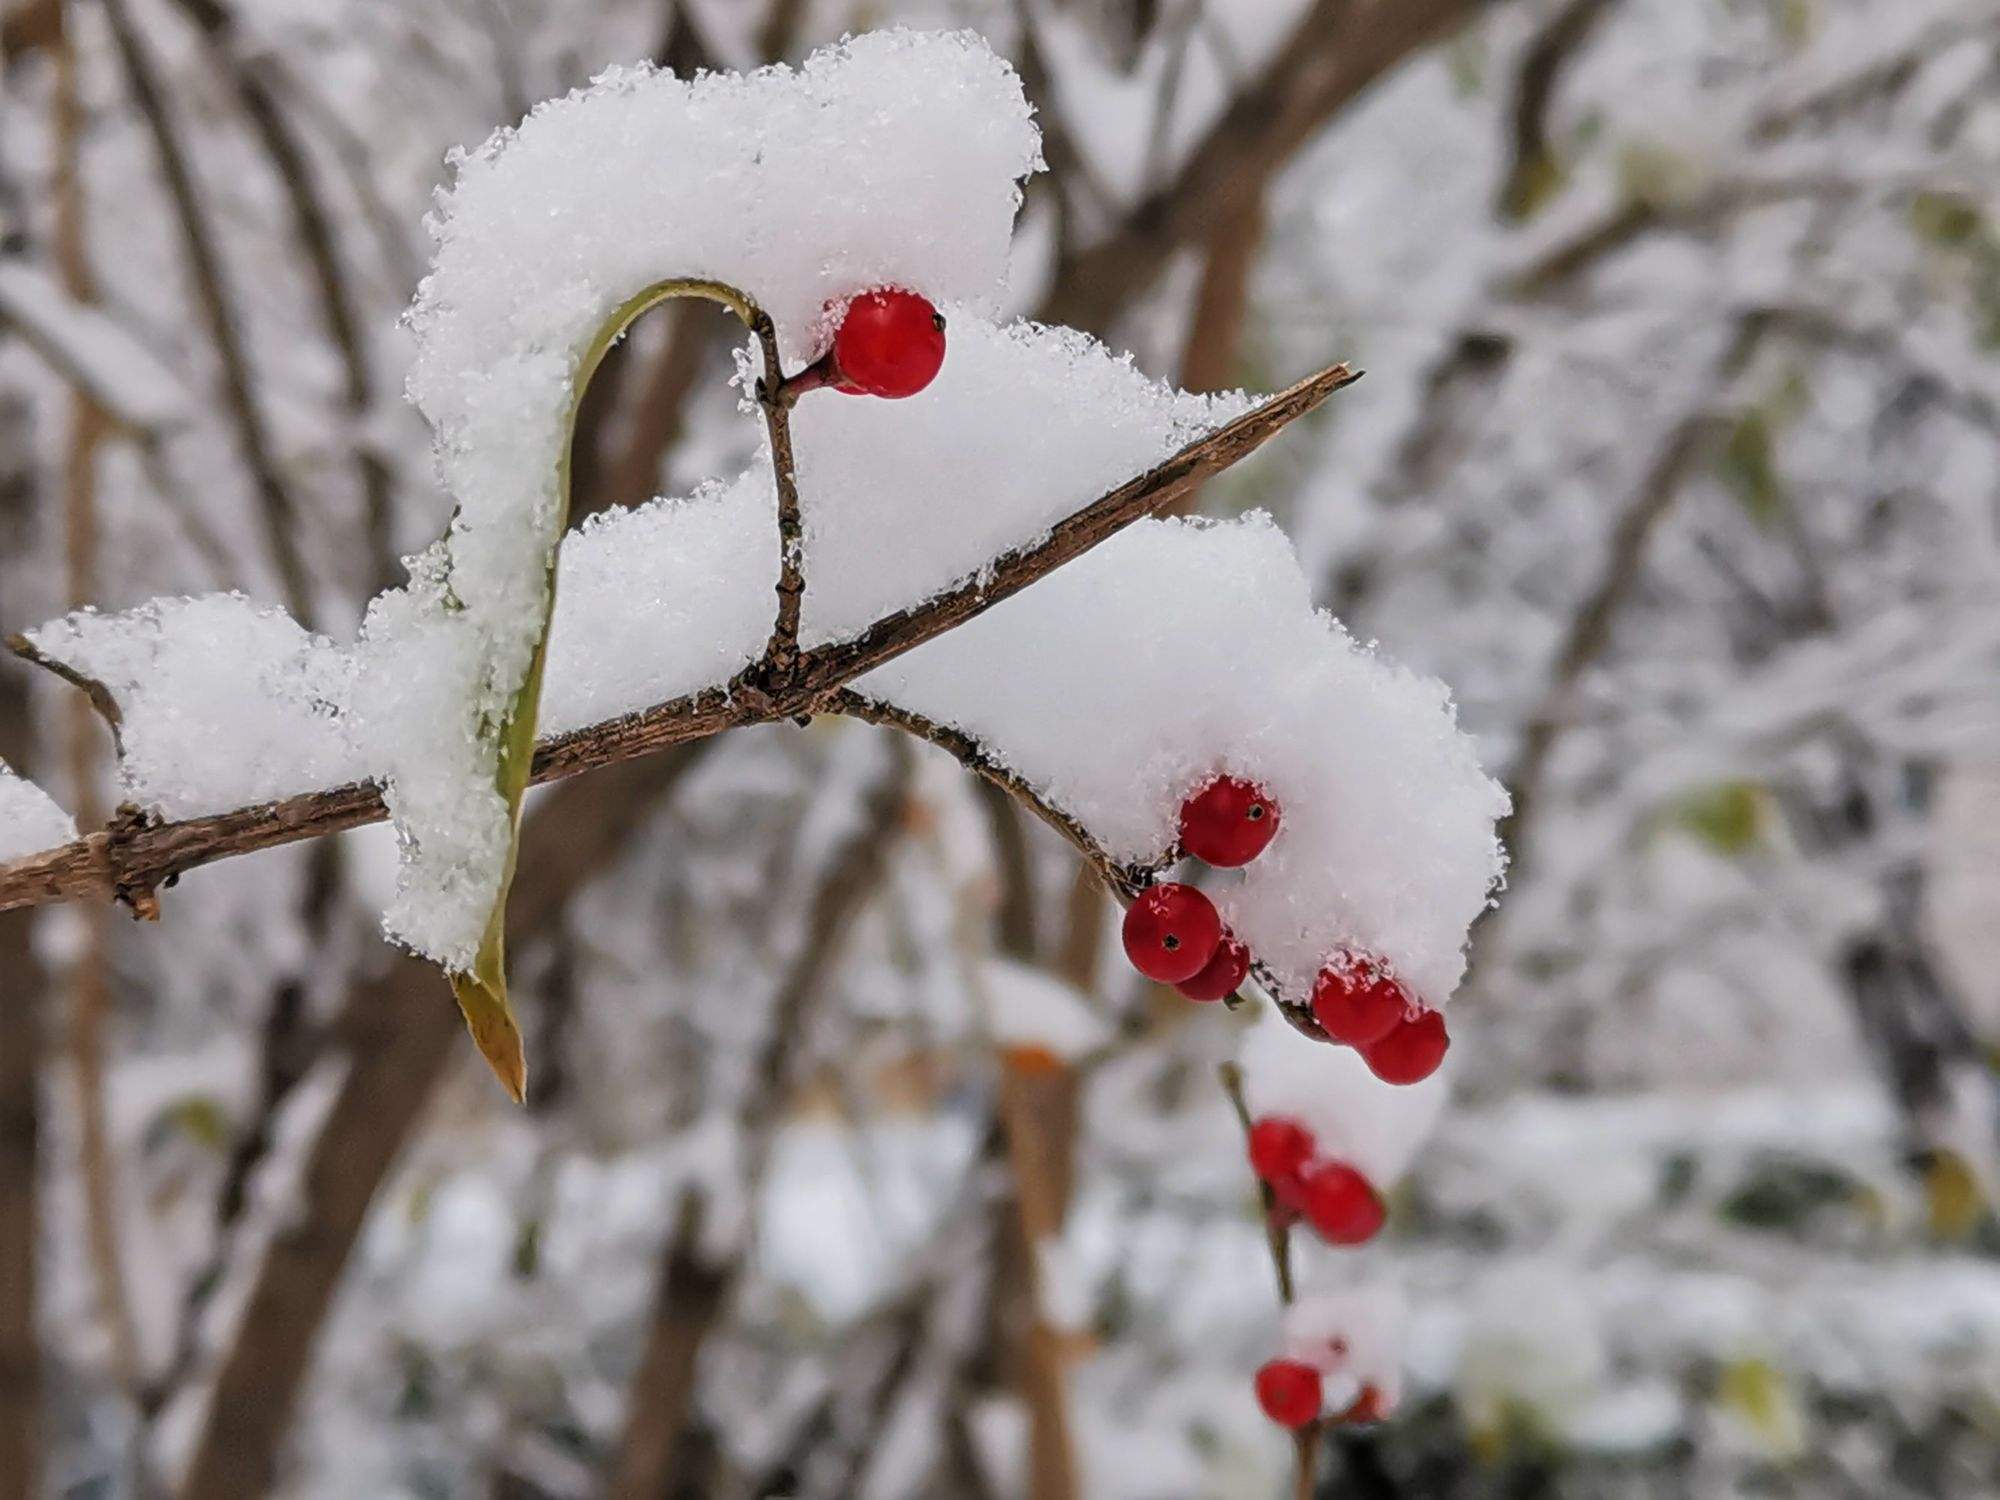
[829,690,1153,902]
[751,317,807,683]
[0,360,1359,921]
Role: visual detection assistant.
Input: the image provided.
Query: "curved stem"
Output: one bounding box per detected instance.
[456,276,784,1103]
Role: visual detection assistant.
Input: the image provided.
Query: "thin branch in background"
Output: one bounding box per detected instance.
[51,13,143,1398]
[977,778,1040,962]
[168,0,402,595]
[1495,317,1764,885]
[0,385,48,1500]
[98,0,318,625]
[0,358,1358,916]
[994,1046,1083,1500]
[1138,0,1203,192]
[606,741,914,1497]
[1039,0,1492,335]
[1495,0,1618,221]
[168,743,712,1499]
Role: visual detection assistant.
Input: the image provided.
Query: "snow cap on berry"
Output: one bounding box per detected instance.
[1238,1005,1448,1187]
[1282,1288,1406,1418]
[861,514,1509,1010]
[1179,774,1282,867]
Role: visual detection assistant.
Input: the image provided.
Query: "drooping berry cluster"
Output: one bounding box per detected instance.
[1119,776,1278,1002]
[1311,952,1450,1085]
[1119,775,1450,1085]
[1247,1115,1384,1246]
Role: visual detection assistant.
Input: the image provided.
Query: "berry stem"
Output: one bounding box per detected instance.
[747,309,807,687]
[1221,1061,1323,1496]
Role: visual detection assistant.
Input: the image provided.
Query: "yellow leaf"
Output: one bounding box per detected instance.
[1926,1149,1985,1242]
[1717,1357,1805,1459]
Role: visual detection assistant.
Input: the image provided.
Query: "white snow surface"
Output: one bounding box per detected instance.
[0,764,74,861]
[1236,1004,1451,1185]
[381,28,1041,965]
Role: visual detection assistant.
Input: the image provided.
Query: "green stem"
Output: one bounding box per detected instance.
[451,277,774,1103]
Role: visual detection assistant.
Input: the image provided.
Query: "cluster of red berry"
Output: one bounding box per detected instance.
[1253,1358,1386,1431]
[1118,776,1276,1001]
[1310,954,1449,1086]
[1246,1116,1382,1245]
[1119,775,1450,1086]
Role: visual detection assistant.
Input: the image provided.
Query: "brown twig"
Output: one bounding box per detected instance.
[0,360,1357,916]
[752,313,807,683]
[831,692,1152,902]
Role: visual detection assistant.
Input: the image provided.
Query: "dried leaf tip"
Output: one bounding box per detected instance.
[450,970,529,1105]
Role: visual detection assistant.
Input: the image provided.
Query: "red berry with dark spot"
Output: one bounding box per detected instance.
[1175,934,1250,1002]
[832,289,947,398]
[1311,956,1410,1047]
[1336,1385,1388,1426]
[1178,776,1281,867]
[1254,1359,1323,1429]
[1298,1162,1385,1245]
[1120,882,1222,984]
[1247,1116,1316,1185]
[1360,1008,1450,1086]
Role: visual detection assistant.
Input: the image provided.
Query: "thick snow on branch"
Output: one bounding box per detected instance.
[23,312,1501,1005]
[0,763,75,862]
[858,518,1507,1005]
[18,28,1502,1012]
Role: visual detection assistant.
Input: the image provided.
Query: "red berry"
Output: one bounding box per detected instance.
[1253,1359,1323,1429]
[1178,776,1282,867]
[1336,1385,1388,1426]
[1360,1008,1450,1085]
[1298,1162,1385,1245]
[1120,882,1222,984]
[831,289,946,398]
[1174,934,1250,1002]
[1247,1116,1316,1185]
[1311,956,1410,1047]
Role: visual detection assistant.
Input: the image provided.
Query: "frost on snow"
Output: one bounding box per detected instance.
[0,763,74,863]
